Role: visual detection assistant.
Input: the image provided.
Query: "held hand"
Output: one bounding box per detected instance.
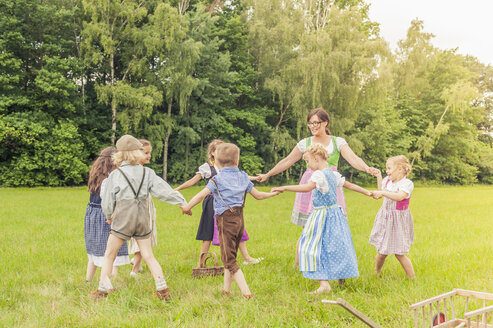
[256,173,269,183]
[180,205,192,215]
[368,167,381,177]
[106,218,112,224]
[270,186,284,193]
[371,191,383,199]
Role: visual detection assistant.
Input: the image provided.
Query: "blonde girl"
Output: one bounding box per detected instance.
[370,155,415,278]
[272,144,371,294]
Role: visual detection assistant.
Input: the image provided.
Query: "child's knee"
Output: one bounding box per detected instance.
[140,251,155,263]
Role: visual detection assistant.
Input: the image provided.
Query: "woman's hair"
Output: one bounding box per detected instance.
[88,147,117,194]
[207,139,224,164]
[112,149,146,166]
[303,143,329,161]
[388,155,412,176]
[307,107,331,135]
[138,139,151,147]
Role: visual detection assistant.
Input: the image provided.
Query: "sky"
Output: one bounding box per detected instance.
[367,0,493,66]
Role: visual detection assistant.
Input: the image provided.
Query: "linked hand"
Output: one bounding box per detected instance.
[180,205,192,216]
[256,174,269,183]
[368,167,381,177]
[371,191,383,199]
[271,187,284,193]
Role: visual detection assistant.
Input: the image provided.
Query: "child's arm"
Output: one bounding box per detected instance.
[376,170,383,190]
[249,186,280,200]
[180,188,211,214]
[148,169,187,205]
[174,173,202,191]
[343,181,371,196]
[271,182,316,193]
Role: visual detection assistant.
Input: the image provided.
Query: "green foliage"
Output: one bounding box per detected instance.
[0,112,88,186]
[1,1,492,186]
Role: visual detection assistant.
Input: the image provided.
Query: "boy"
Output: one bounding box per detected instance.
[180,143,279,298]
[91,135,187,301]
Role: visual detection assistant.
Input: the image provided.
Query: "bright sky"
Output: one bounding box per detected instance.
[367,0,493,66]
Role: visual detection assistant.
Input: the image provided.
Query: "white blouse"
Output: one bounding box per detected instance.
[196,163,218,179]
[382,176,414,199]
[296,136,347,154]
[309,170,345,193]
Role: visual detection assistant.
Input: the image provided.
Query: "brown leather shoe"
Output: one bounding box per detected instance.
[89,289,108,300]
[155,288,171,301]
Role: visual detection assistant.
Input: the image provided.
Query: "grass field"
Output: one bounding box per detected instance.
[0,185,492,327]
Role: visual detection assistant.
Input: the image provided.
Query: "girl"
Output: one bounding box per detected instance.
[91,135,187,301]
[175,139,262,265]
[272,144,371,294]
[84,146,130,282]
[369,155,415,278]
[128,139,156,277]
[256,108,378,264]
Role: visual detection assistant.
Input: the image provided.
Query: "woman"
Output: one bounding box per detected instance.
[257,108,378,264]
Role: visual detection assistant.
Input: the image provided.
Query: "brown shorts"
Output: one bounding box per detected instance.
[110,198,152,241]
[216,206,244,274]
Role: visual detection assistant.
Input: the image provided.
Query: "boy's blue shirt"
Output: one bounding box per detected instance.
[206,167,254,215]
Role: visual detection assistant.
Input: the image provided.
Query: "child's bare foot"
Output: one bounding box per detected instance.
[308,286,331,294]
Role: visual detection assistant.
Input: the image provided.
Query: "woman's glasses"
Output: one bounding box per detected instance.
[307,121,324,127]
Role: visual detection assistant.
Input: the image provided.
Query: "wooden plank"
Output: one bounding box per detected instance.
[322,299,381,328]
[465,306,493,319]
[455,290,493,301]
[410,291,457,310]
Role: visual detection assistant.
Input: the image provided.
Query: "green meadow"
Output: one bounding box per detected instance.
[0,186,492,327]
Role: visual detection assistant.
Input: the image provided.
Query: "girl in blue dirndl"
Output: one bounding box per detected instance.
[272,143,371,293]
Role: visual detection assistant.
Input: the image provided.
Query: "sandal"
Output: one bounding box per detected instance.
[155,288,172,301]
[243,293,254,299]
[89,289,108,300]
[221,289,230,296]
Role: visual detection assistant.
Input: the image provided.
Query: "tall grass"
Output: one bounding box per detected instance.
[0,186,492,327]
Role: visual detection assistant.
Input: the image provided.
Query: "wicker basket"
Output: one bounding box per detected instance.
[192,252,224,278]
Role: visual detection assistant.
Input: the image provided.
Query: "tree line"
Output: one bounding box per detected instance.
[1,0,492,187]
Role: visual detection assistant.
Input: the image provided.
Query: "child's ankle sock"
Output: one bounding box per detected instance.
[155,279,168,291]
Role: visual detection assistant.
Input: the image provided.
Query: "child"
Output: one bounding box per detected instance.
[271,144,371,294]
[180,143,279,298]
[128,139,156,277]
[369,155,415,278]
[91,135,187,301]
[84,147,130,281]
[175,139,262,266]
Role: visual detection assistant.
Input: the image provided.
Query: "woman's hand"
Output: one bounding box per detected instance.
[367,167,381,177]
[256,173,269,183]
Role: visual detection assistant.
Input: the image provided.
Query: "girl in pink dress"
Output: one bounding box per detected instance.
[369,155,415,278]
